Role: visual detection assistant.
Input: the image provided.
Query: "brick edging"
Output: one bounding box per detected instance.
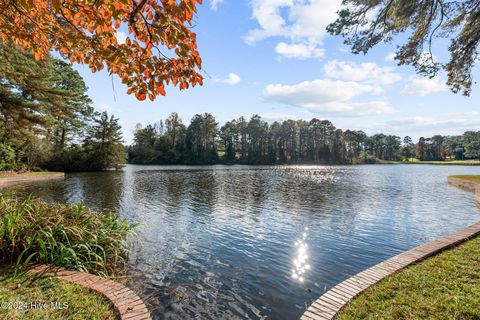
[301,179,480,320]
[29,264,151,320]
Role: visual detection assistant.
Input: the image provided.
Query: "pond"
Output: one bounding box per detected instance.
[7,164,480,319]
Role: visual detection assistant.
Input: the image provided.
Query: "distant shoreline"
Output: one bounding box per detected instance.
[126,160,480,167]
[380,160,480,165]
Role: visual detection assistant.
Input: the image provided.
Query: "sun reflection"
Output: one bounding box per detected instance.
[292,226,311,283]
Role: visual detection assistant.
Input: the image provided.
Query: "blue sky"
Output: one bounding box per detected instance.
[72,0,480,144]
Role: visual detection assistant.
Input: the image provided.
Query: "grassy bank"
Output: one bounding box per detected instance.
[0,267,118,320]
[0,195,134,277]
[335,236,480,319]
[384,159,480,165]
[0,172,63,178]
[450,175,480,184]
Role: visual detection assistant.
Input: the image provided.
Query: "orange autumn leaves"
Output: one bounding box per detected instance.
[0,0,204,101]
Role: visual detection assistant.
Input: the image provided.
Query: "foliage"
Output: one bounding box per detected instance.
[464,141,480,160]
[185,113,219,163]
[128,113,404,165]
[328,0,480,95]
[0,267,118,320]
[0,43,93,146]
[428,130,480,161]
[0,143,15,171]
[336,236,480,319]
[416,135,445,161]
[49,59,94,149]
[129,113,480,165]
[0,44,125,172]
[400,136,416,161]
[19,139,53,170]
[0,195,134,277]
[83,112,126,170]
[0,0,203,100]
[0,43,69,144]
[355,151,377,164]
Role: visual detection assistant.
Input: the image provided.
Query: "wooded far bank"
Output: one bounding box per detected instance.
[128,113,480,166]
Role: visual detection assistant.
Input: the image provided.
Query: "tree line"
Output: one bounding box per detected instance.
[2,43,479,172]
[129,113,480,165]
[0,43,125,172]
[416,132,480,161]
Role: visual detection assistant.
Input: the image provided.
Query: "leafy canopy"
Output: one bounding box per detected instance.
[0,0,204,101]
[328,0,480,96]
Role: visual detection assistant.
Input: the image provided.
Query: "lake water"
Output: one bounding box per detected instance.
[6,164,480,319]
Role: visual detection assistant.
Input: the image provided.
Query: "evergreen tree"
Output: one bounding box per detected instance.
[83,112,125,170]
[0,42,96,170]
[401,136,415,161]
[185,113,218,164]
[416,137,427,161]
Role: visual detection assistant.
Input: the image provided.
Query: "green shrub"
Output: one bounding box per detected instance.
[0,195,134,277]
[0,144,16,171]
[355,151,377,164]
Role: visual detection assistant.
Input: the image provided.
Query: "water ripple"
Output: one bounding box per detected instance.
[7,164,480,320]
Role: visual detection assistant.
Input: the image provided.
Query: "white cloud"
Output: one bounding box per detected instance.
[264,79,382,103]
[210,0,224,10]
[275,42,325,59]
[324,60,402,85]
[221,73,241,85]
[96,104,115,112]
[244,0,291,44]
[361,112,480,135]
[115,31,127,45]
[401,76,447,96]
[260,112,300,122]
[245,0,342,58]
[388,113,480,130]
[263,79,394,116]
[385,52,396,62]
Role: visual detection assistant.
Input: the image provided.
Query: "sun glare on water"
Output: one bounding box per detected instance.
[292,227,311,283]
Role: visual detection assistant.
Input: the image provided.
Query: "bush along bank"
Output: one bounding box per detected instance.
[0,195,134,278]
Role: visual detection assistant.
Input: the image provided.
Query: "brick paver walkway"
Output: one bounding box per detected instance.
[29,264,151,320]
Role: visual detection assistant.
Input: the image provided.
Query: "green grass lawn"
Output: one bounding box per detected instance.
[0,267,118,320]
[375,159,480,165]
[385,159,480,165]
[335,236,480,320]
[416,160,480,165]
[450,175,480,184]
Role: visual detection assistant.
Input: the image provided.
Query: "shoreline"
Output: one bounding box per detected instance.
[0,172,64,188]
[300,176,480,320]
[126,161,480,167]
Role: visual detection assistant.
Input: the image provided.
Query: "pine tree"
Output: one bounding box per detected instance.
[83,112,125,170]
[0,43,92,152]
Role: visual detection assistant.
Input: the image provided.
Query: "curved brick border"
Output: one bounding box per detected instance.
[0,173,64,188]
[29,264,151,320]
[301,179,480,320]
